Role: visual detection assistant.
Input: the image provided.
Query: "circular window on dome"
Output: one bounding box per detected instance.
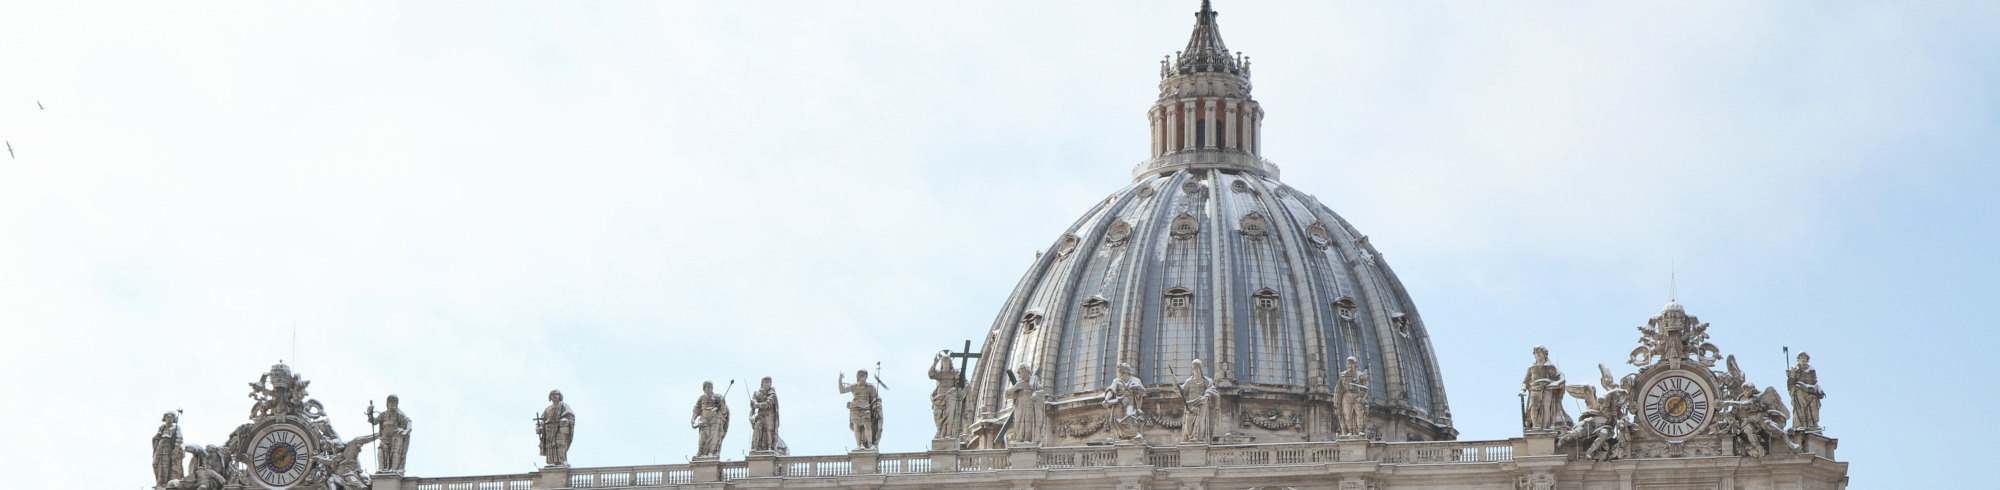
[1181,180,1204,196]
[1239,213,1269,238]
[1105,220,1132,246]
[1231,180,1252,193]
[1056,234,1080,257]
[1171,213,1199,240]
[1307,222,1332,249]
[1136,186,1156,198]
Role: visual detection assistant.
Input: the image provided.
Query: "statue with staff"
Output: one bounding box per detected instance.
[535,390,576,466]
[366,395,413,472]
[839,368,886,450]
[690,381,730,458]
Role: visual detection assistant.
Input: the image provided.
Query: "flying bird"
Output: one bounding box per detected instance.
[38,100,45,110]
[5,141,12,159]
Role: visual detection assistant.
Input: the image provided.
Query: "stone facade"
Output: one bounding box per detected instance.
[151,3,1848,490]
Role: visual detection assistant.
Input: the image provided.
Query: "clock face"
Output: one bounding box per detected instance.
[250,425,313,488]
[1640,372,1713,440]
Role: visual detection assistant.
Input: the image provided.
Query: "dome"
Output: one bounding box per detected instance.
[966,1,1453,444]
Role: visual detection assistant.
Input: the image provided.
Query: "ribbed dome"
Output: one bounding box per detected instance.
[965,1,1452,444]
[969,167,1455,443]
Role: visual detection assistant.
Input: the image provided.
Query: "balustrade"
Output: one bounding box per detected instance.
[402,438,1521,488]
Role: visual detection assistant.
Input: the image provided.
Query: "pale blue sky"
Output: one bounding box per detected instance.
[1,1,1993,487]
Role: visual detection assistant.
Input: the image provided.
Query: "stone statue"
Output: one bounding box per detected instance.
[839,370,884,450]
[318,433,378,490]
[928,351,965,440]
[1521,346,1572,432]
[1560,365,1638,461]
[1335,357,1369,437]
[1177,359,1218,444]
[366,395,412,473]
[1004,364,1050,445]
[691,381,730,458]
[171,444,228,490]
[536,389,576,466]
[1787,352,1824,432]
[153,411,185,487]
[1718,382,1796,457]
[749,377,785,454]
[1101,362,1147,443]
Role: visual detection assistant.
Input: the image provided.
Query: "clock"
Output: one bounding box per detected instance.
[1639,371,1714,441]
[249,423,316,489]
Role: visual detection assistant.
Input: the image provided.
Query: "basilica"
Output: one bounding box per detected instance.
[151,2,1847,489]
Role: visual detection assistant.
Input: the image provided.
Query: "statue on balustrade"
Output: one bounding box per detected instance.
[1787,352,1824,432]
[928,351,966,440]
[1717,381,1796,457]
[1521,346,1572,432]
[749,377,786,454]
[153,410,185,487]
[1102,362,1147,443]
[1177,359,1219,444]
[318,433,378,490]
[840,369,884,450]
[1005,364,1050,445]
[1335,357,1370,437]
[691,381,730,458]
[367,394,412,473]
[537,389,576,466]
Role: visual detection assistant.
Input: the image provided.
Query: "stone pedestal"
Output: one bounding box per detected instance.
[531,465,569,490]
[1177,442,1209,467]
[1522,432,1559,456]
[1114,441,1147,466]
[927,439,960,473]
[1795,432,1837,459]
[1335,437,1369,462]
[747,451,780,477]
[370,471,404,490]
[1008,442,1041,469]
[850,448,880,474]
[931,437,959,451]
[691,456,721,482]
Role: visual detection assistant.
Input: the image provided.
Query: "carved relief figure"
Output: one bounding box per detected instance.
[317,433,378,490]
[172,444,227,490]
[1787,352,1824,431]
[1717,382,1796,457]
[1335,357,1369,436]
[1177,359,1219,443]
[1560,365,1638,461]
[153,411,185,487]
[839,370,884,449]
[1005,364,1050,445]
[1521,346,1572,432]
[1102,363,1148,442]
[536,390,576,466]
[928,352,965,440]
[749,377,785,454]
[690,381,730,458]
[366,395,412,472]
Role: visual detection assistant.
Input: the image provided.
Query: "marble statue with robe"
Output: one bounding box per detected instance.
[1336,357,1369,437]
[691,381,729,458]
[1787,352,1824,431]
[367,395,412,472]
[1102,362,1147,442]
[537,390,576,466]
[1004,364,1050,445]
[749,377,785,453]
[1178,359,1219,444]
[1521,346,1572,432]
[928,352,965,440]
[153,411,185,487]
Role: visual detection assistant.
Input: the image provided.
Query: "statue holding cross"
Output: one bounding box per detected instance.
[931,340,980,441]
